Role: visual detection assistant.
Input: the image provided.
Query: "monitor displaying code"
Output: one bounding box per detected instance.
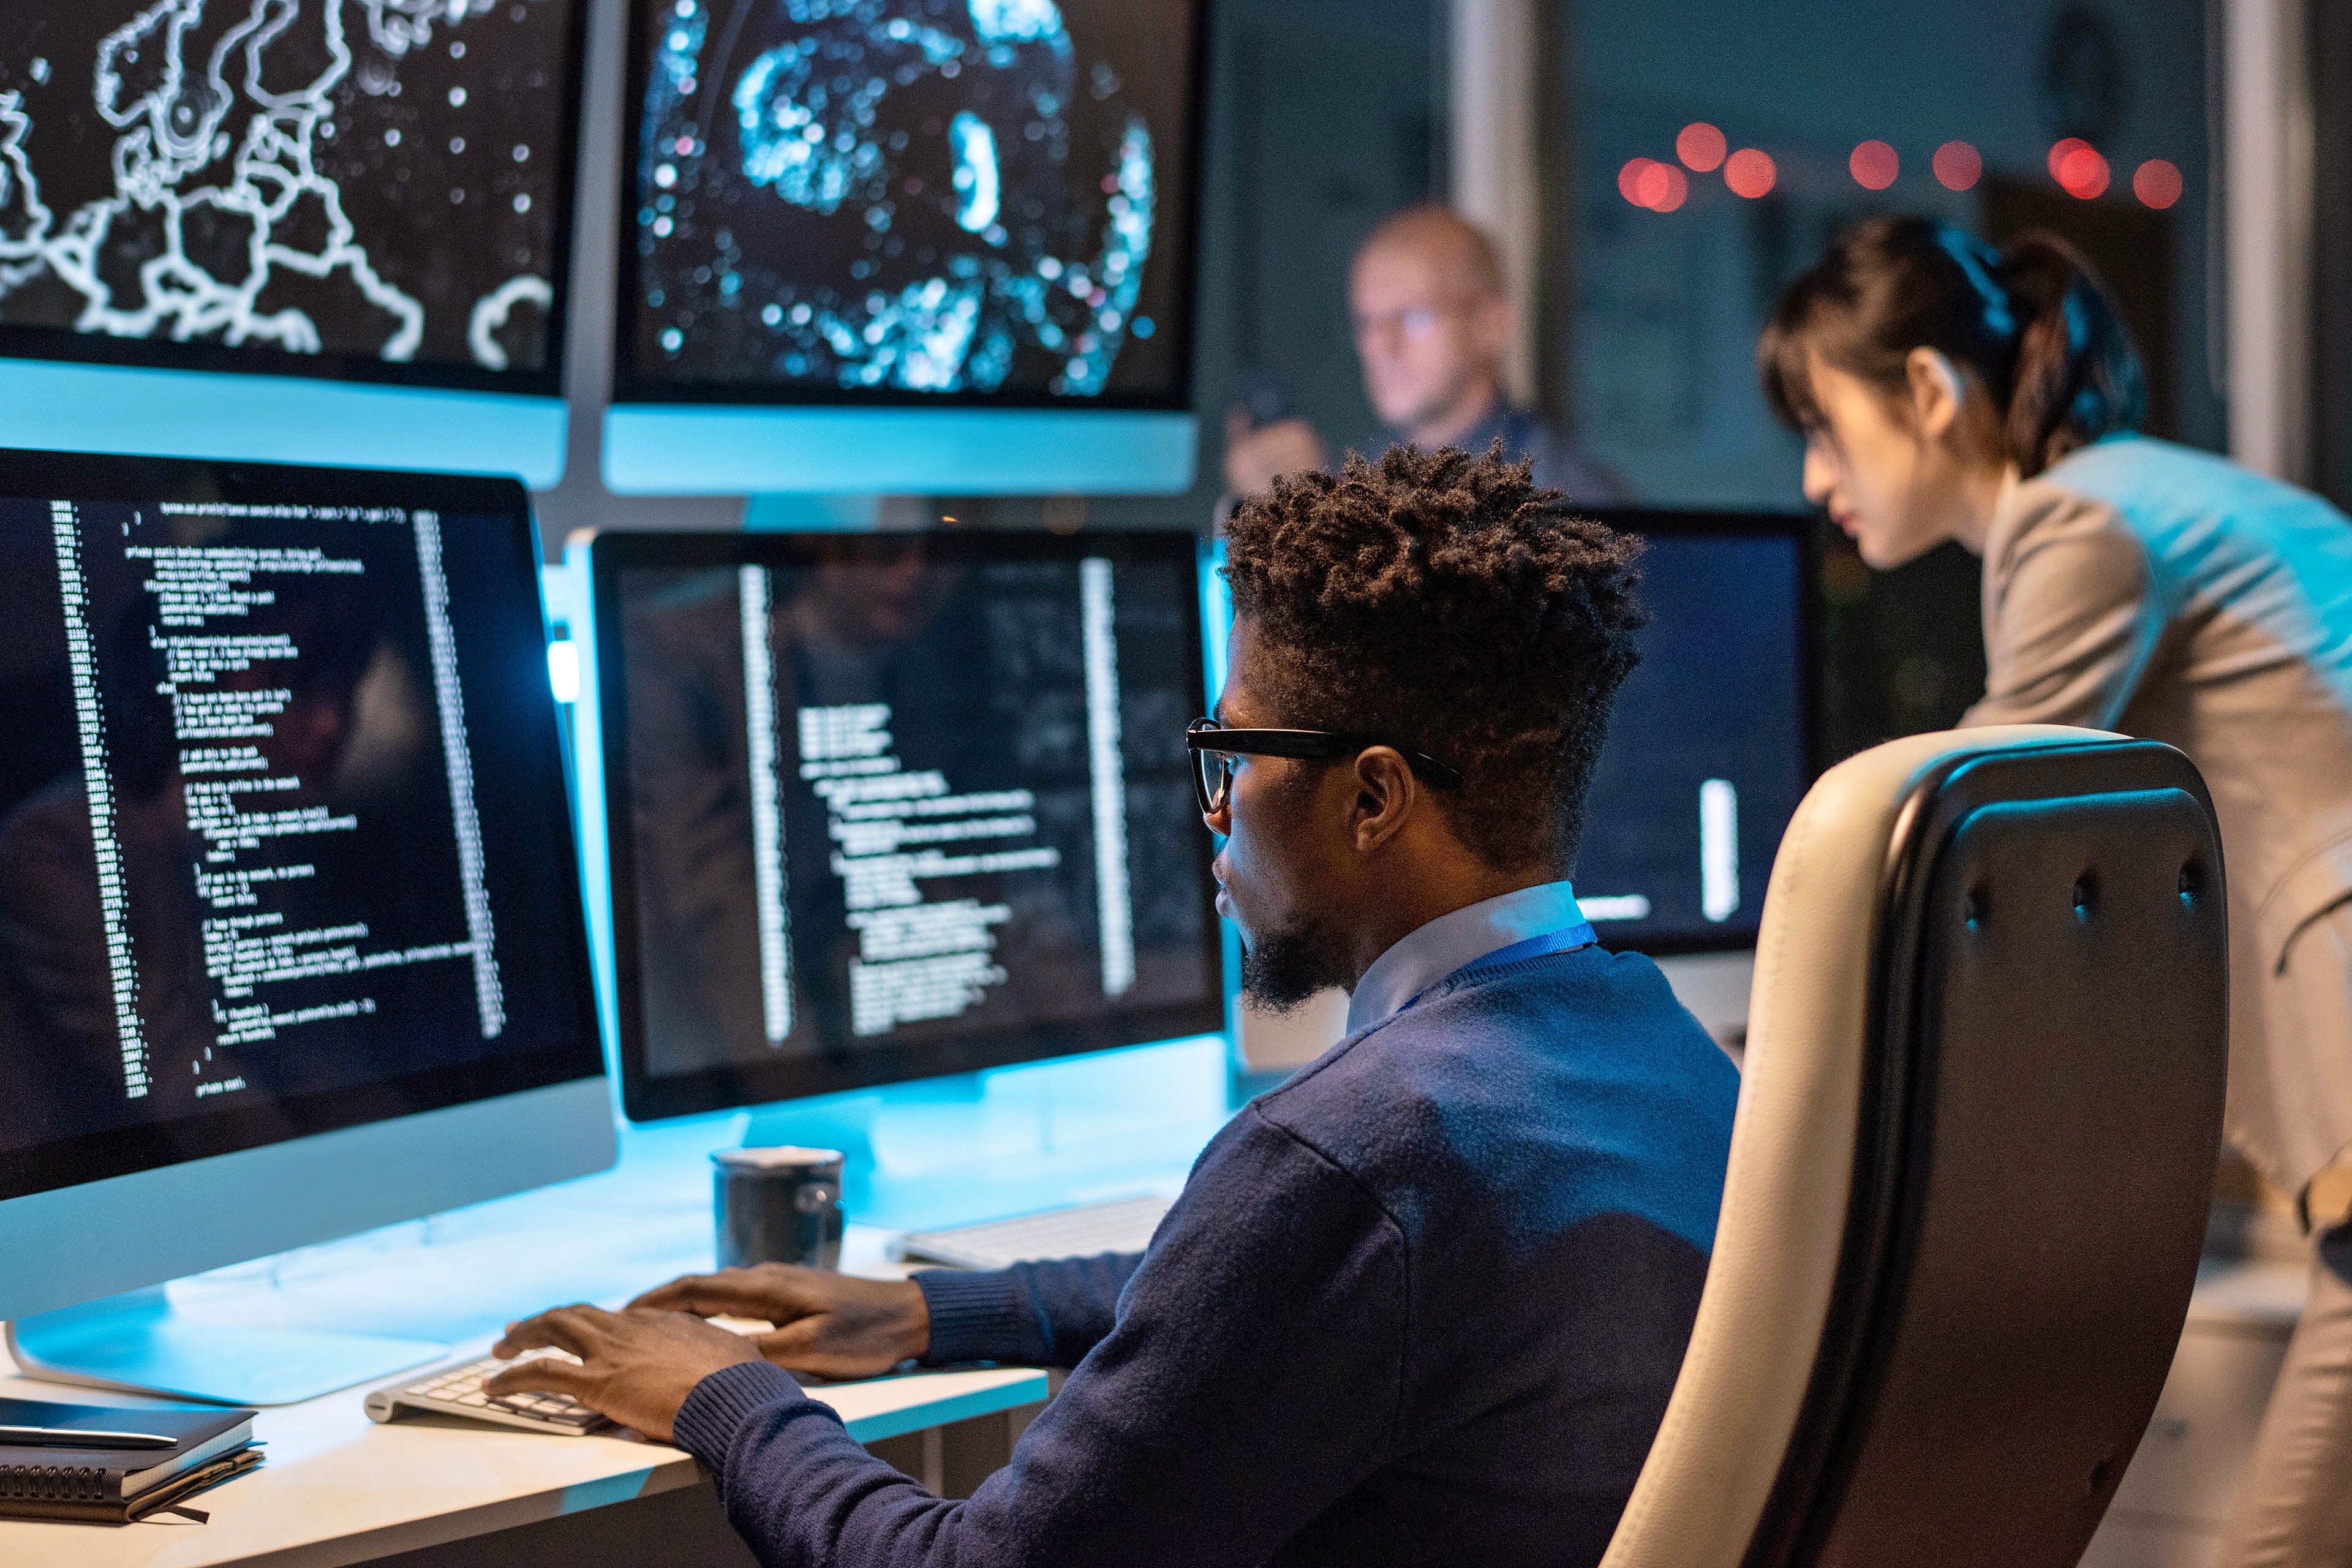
[1571,524,1814,951]
[0,2,584,388]
[0,467,596,1194]
[616,0,1204,404]
[602,533,1221,1114]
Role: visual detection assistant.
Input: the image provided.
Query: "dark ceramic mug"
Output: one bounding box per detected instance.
[712,1145,846,1271]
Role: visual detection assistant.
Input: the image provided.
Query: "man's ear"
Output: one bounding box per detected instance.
[1904,347,1967,440]
[1347,747,1419,856]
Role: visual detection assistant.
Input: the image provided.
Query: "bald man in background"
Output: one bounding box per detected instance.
[1226,205,1624,502]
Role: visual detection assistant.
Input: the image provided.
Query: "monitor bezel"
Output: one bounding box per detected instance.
[0,2,593,400]
[0,447,608,1203]
[589,526,1227,1124]
[1573,505,1824,958]
[606,0,1215,414]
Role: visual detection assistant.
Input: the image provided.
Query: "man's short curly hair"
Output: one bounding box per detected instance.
[1222,443,1646,871]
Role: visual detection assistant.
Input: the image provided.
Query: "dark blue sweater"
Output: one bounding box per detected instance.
[673,943,1739,1567]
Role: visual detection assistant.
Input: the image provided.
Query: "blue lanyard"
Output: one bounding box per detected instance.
[1398,919,1598,1017]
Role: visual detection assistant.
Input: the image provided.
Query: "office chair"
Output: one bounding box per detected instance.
[1603,726,2229,1568]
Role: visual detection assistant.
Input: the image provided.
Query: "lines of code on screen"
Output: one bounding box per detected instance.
[617,547,1212,1082]
[0,499,514,1142]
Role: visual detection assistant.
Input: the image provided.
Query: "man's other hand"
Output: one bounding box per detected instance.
[630,1265,931,1381]
[1224,407,1329,496]
[486,1306,764,1442]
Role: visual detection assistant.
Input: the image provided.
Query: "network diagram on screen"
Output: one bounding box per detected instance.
[0,1,577,378]
[624,0,1196,400]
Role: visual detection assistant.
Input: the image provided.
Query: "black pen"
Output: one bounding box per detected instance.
[0,1425,178,1450]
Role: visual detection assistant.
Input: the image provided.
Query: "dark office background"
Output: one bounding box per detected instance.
[548,0,2230,765]
[2312,2,2352,515]
[1186,0,2218,763]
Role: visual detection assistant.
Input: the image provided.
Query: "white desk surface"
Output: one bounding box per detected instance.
[0,1111,1125,1567]
[0,1362,1044,1568]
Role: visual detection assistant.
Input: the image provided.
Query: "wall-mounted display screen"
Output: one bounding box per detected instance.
[0,1,587,394]
[616,0,1206,408]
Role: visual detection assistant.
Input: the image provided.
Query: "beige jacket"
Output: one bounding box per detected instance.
[1964,435,2352,1200]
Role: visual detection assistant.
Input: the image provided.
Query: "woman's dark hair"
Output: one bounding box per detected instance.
[1759,215,2147,477]
[1221,443,1646,872]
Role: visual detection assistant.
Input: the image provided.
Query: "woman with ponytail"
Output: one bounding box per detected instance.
[1764,214,2352,1568]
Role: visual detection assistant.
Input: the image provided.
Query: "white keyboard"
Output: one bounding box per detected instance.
[364,1349,609,1435]
[897,1195,1174,1271]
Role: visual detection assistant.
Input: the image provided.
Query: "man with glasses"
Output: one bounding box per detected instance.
[1224,205,1624,503]
[486,447,1735,1568]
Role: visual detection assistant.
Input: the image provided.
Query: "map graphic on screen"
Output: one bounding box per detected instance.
[620,0,1201,404]
[0,1,582,386]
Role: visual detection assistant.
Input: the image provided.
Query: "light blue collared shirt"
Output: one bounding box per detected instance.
[1344,879,1588,1035]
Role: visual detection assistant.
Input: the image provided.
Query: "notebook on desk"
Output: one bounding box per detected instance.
[0,1396,257,1523]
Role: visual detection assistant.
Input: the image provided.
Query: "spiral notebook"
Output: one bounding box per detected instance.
[0,1396,256,1523]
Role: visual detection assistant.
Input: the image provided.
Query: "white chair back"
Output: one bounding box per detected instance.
[1603,727,2228,1568]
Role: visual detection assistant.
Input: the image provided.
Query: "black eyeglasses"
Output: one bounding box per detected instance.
[1185,718,1464,816]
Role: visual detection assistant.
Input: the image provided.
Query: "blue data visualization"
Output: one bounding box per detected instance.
[0,1,584,390]
[619,0,1203,404]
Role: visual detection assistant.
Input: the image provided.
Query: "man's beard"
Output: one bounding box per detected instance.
[1238,918,1350,1012]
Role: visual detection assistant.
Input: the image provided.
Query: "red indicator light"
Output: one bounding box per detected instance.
[1619,157,1660,206]
[1724,147,1777,199]
[2133,158,2184,209]
[1619,158,1687,212]
[2048,137,2091,181]
[1676,122,1727,172]
[1850,140,1899,191]
[1932,140,1981,191]
[2056,143,2110,199]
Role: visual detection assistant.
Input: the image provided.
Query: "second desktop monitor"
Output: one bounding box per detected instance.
[589,529,1223,1120]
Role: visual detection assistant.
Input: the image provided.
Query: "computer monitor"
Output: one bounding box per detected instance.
[584,529,1224,1123]
[0,6,590,485]
[1194,510,1813,1071]
[602,0,1211,495]
[1196,510,1817,963]
[1567,508,1818,954]
[1818,535,1986,763]
[0,451,610,1404]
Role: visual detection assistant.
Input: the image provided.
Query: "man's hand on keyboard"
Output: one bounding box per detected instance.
[629,1265,932,1381]
[485,1305,764,1442]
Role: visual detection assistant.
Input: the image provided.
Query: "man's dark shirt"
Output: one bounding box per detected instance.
[672,942,1738,1567]
[1434,402,1627,506]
